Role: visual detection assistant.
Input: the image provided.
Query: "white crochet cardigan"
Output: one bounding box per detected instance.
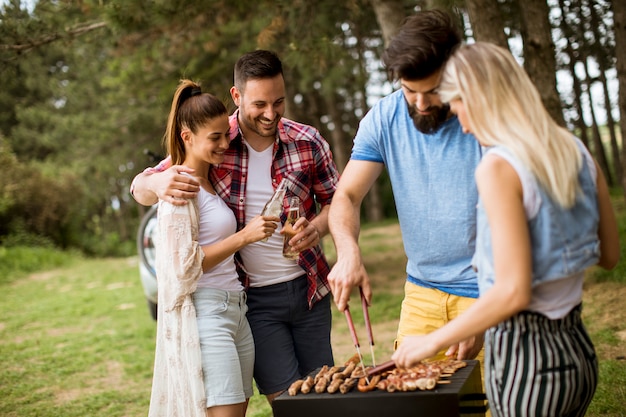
[149,198,207,417]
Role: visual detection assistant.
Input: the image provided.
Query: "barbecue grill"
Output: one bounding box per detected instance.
[272,359,487,417]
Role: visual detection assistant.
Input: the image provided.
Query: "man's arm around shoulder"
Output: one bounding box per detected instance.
[131,171,160,206]
[130,165,199,207]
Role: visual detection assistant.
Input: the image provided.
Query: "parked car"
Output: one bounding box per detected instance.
[137,205,158,320]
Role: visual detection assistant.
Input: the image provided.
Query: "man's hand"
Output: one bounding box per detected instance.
[327,255,371,312]
[150,165,200,206]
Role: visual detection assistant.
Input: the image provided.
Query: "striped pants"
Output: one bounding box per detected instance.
[485,304,598,417]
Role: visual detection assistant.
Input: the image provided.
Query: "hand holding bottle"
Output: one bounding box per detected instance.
[241,215,279,244]
[260,179,286,242]
[282,197,301,259]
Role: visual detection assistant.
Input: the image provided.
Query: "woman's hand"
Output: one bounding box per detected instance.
[392,335,440,369]
[242,215,280,243]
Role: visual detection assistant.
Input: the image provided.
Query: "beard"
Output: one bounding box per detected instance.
[407,102,451,134]
[241,115,279,138]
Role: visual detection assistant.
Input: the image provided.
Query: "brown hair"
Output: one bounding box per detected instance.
[233,50,283,93]
[163,79,228,165]
[382,9,462,81]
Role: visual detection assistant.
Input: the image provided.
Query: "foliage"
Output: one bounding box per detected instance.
[0,245,79,285]
[0,136,80,248]
[0,0,624,255]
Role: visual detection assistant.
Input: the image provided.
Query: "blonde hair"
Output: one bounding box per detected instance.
[438,42,582,208]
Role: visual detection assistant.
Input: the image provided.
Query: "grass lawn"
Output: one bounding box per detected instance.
[1,209,625,416]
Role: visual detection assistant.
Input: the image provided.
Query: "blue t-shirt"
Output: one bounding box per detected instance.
[352,90,482,297]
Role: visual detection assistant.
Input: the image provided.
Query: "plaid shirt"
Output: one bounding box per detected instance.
[134,111,339,308]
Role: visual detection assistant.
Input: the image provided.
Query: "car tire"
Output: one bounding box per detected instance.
[137,205,158,320]
[137,205,158,277]
[147,299,158,321]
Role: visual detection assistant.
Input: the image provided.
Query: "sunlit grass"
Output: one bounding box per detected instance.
[0,195,624,416]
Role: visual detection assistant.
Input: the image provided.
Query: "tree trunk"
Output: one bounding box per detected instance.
[570,0,613,185]
[516,0,566,126]
[368,0,408,47]
[323,93,350,173]
[557,0,590,148]
[582,57,614,185]
[588,0,622,187]
[361,0,408,221]
[566,52,591,148]
[611,0,626,199]
[464,0,509,48]
[597,67,622,183]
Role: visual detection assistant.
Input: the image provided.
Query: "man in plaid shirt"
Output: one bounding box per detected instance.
[131,50,339,404]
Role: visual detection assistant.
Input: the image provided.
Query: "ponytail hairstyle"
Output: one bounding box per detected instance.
[438,42,582,208]
[163,79,228,165]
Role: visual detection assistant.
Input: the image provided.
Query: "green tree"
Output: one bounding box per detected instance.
[0,0,623,252]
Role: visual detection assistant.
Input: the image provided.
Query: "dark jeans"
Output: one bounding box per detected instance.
[246,275,334,394]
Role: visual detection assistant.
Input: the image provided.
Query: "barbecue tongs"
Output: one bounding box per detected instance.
[344,287,376,380]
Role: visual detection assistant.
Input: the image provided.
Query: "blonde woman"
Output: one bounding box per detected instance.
[393,42,619,417]
[149,80,278,417]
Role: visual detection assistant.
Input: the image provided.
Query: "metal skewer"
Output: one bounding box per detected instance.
[344,307,369,383]
[360,287,376,367]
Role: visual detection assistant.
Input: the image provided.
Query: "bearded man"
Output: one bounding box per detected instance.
[328,10,485,362]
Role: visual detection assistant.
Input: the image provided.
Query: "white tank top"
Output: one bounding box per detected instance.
[187,174,242,291]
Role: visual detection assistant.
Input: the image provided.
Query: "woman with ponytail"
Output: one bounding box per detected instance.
[149,80,278,417]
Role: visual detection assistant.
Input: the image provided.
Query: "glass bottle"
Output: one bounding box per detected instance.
[260,179,286,242]
[282,196,301,259]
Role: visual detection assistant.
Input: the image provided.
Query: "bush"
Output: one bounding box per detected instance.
[79,231,136,257]
[0,246,80,285]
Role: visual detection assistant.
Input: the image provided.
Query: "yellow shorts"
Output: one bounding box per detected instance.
[395,280,484,365]
[395,281,490,415]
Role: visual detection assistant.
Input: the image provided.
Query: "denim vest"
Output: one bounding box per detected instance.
[473,144,600,295]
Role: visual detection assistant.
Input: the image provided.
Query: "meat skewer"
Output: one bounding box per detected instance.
[333,361,356,380]
[357,374,381,392]
[288,379,304,396]
[300,376,315,394]
[314,365,340,393]
[287,357,467,395]
[339,377,358,394]
[327,377,344,393]
[314,365,329,384]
